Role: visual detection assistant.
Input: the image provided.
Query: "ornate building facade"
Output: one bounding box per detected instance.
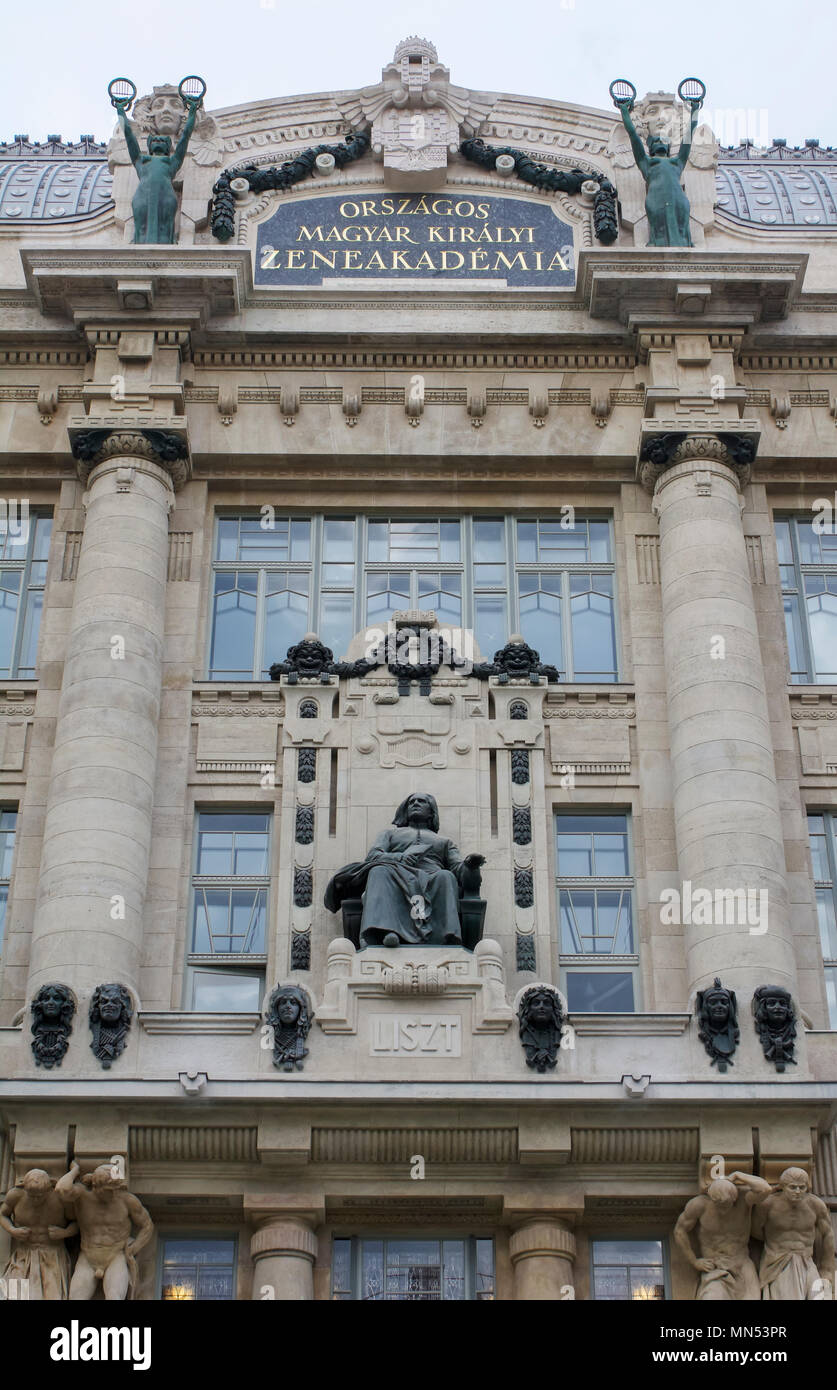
[0,38,835,1302]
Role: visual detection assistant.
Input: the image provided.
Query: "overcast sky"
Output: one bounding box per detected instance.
[2,0,833,149]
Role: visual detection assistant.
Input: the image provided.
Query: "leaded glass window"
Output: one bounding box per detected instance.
[591,1239,667,1300]
[331,1237,494,1300]
[160,1238,237,1300]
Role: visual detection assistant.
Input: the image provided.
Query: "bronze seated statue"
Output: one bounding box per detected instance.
[324,793,486,950]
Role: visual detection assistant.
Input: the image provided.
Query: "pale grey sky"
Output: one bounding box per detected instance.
[2,0,834,148]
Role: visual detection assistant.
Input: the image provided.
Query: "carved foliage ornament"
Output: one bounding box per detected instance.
[211,133,371,242]
[30,983,75,1069]
[459,137,618,244]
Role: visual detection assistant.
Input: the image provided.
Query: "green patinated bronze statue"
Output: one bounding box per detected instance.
[109,76,205,244]
[610,78,704,248]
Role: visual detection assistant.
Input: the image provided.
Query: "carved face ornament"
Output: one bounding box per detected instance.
[149,94,182,134]
[40,986,66,1018]
[277,998,301,1026]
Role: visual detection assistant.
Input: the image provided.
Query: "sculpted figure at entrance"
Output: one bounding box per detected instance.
[0,1168,79,1300]
[753,1168,835,1300]
[325,793,484,947]
[55,1160,153,1300]
[613,88,701,246]
[674,1172,771,1300]
[113,83,201,243]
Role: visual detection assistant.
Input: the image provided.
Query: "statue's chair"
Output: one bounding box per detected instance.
[339,889,487,952]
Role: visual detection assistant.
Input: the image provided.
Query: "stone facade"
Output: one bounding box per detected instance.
[0,40,835,1301]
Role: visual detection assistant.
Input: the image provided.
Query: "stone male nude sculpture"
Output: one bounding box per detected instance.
[753,1167,834,1300]
[325,792,484,947]
[674,1171,771,1300]
[56,1159,153,1300]
[0,1168,78,1300]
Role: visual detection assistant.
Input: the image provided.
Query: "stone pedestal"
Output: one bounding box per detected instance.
[249,1218,318,1300]
[27,434,182,1004]
[651,436,798,1001]
[510,1219,576,1300]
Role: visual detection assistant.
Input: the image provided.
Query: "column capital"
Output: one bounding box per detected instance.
[638,431,757,495]
[68,427,191,488]
[509,1219,576,1264]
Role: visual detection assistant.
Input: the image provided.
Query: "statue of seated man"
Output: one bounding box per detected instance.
[325,792,484,948]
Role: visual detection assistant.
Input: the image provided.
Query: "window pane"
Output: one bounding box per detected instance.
[191,970,262,1012]
[0,572,21,677]
[815,889,837,960]
[796,520,821,563]
[519,582,562,667]
[593,831,629,876]
[0,883,7,954]
[196,831,233,876]
[367,572,410,623]
[161,1239,236,1301]
[557,833,594,877]
[566,971,635,1012]
[809,820,831,880]
[806,579,837,681]
[440,521,461,561]
[290,519,311,560]
[320,593,355,658]
[474,518,505,561]
[592,1240,665,1302]
[570,582,617,678]
[17,590,44,676]
[826,967,837,1029]
[474,595,507,661]
[209,573,257,678]
[323,518,355,561]
[516,521,537,562]
[774,519,792,564]
[783,594,808,680]
[332,1239,353,1299]
[560,888,594,951]
[360,1240,385,1301]
[263,576,310,674]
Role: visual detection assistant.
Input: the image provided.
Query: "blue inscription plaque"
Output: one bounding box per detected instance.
[254,191,576,288]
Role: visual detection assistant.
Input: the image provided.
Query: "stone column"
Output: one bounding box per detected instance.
[26,431,188,1004]
[647,434,798,1000]
[250,1218,318,1300]
[510,1220,576,1300]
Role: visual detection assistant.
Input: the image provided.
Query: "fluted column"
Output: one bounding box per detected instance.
[250,1218,318,1300]
[27,431,187,1004]
[648,434,798,1000]
[510,1220,576,1300]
